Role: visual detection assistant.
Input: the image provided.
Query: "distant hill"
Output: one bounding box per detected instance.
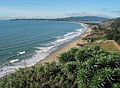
[10,16,109,23]
[102,18,120,29]
[55,16,108,22]
[100,18,120,44]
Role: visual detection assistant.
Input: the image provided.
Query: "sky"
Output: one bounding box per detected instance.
[0,0,120,19]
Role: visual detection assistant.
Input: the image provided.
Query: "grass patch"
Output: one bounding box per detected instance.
[86,40,120,52]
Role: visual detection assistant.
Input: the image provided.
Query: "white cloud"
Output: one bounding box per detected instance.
[65,12,108,17]
[112,10,120,15]
[99,8,108,12]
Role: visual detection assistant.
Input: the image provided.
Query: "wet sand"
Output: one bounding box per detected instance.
[39,27,91,64]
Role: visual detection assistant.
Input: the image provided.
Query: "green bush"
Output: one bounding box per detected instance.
[77,46,120,88]
[0,46,120,88]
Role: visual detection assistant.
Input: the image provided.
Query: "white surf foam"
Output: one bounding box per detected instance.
[10,59,19,63]
[18,51,25,55]
[0,23,87,78]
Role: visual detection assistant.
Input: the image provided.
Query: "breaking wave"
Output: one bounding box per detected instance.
[0,23,87,78]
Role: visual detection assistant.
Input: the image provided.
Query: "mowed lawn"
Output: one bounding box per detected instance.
[87,40,120,52]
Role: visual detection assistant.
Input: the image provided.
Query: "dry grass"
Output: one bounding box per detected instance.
[87,40,120,52]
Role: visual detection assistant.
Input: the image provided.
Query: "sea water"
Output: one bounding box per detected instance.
[0,20,87,77]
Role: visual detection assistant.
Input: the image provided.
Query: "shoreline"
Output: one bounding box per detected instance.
[39,25,91,64]
[0,22,90,78]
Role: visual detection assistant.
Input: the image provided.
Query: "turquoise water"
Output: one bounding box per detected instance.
[0,20,86,77]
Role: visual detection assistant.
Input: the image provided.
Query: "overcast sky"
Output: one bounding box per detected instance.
[0,0,120,19]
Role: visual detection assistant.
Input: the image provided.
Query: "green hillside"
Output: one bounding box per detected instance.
[101,18,120,44]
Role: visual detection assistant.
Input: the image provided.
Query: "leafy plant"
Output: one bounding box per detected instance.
[0,46,120,88]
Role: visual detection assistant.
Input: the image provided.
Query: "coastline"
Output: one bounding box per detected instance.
[39,24,91,64]
[0,22,90,78]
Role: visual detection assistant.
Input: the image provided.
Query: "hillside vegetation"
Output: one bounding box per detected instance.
[0,46,120,88]
[101,18,120,44]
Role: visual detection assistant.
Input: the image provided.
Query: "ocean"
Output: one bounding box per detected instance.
[0,20,87,77]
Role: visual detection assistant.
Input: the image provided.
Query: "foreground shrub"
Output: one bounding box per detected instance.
[0,46,120,88]
[77,46,120,88]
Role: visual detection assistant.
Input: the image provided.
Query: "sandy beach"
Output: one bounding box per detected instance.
[39,26,91,64]
[0,22,90,78]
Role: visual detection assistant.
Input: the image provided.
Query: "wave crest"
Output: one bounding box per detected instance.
[0,23,87,78]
